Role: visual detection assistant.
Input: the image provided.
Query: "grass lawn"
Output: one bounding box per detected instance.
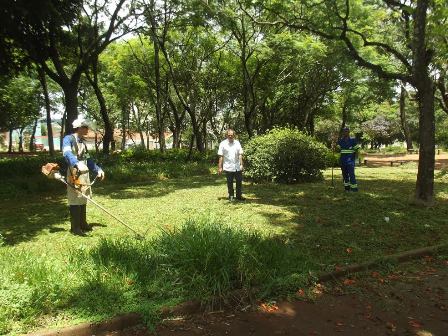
[1,163,448,335]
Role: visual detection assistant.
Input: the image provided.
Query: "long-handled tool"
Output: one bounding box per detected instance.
[42,163,144,239]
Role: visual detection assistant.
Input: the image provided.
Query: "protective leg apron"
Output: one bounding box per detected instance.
[67,137,92,234]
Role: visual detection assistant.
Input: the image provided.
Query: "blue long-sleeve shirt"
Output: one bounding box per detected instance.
[338,137,360,165]
[62,134,102,174]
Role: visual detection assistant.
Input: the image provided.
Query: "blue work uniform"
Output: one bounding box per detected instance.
[338,137,360,191]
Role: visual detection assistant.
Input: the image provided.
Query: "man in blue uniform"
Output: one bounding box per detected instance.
[338,127,360,192]
[63,116,105,235]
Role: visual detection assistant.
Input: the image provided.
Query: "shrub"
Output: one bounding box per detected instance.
[244,128,331,183]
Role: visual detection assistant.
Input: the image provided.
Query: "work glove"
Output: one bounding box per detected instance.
[97,170,105,181]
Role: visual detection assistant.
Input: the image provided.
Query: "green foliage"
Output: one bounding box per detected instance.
[0,216,310,334]
[244,128,331,183]
[0,73,41,131]
[0,250,71,335]
[2,165,448,333]
[435,113,448,148]
[0,149,216,195]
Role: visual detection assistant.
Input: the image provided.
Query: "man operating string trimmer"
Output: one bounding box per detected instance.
[63,116,105,236]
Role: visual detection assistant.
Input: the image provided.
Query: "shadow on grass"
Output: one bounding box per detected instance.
[94,174,223,200]
[241,174,448,265]
[64,219,312,319]
[66,279,137,320]
[0,196,69,246]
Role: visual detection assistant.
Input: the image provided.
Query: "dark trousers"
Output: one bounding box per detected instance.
[341,162,357,190]
[69,204,90,234]
[225,170,243,198]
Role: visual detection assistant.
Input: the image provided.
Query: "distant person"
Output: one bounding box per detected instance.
[63,117,105,235]
[218,129,245,201]
[338,127,360,192]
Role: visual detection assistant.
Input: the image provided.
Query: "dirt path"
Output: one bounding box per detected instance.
[105,257,447,336]
[363,153,448,169]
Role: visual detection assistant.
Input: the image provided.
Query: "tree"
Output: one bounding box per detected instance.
[0,74,41,152]
[0,0,132,136]
[263,0,444,205]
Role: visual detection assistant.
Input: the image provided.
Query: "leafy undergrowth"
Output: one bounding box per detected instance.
[0,216,311,335]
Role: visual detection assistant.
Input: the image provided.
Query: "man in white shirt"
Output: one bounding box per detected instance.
[218,129,244,201]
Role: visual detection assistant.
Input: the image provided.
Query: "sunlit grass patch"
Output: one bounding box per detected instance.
[1,165,448,334]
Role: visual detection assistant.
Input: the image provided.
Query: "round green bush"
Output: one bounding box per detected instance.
[244,128,331,183]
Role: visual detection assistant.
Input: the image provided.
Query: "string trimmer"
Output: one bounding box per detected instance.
[41,163,144,239]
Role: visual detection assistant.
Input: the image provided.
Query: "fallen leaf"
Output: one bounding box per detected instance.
[386,322,396,331]
[343,279,356,285]
[416,331,434,336]
[387,273,400,280]
[259,302,279,313]
[346,247,353,254]
[297,289,305,297]
[408,319,422,329]
[423,255,433,262]
[312,283,325,296]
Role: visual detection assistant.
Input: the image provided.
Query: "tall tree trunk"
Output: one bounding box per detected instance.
[85,60,114,154]
[308,113,315,136]
[121,103,127,150]
[61,82,79,135]
[413,0,435,205]
[29,119,38,151]
[399,85,413,150]
[60,111,66,150]
[152,30,166,152]
[188,92,204,152]
[18,128,24,152]
[187,133,195,160]
[8,129,13,153]
[131,103,145,148]
[242,56,255,137]
[167,93,184,149]
[339,100,348,137]
[37,65,55,156]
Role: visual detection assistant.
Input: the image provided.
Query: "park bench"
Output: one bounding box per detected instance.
[407,148,441,155]
[390,160,407,166]
[362,159,408,166]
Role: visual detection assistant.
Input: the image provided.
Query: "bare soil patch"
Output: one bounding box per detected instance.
[103,257,448,336]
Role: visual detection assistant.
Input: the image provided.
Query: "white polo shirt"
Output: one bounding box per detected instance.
[218,139,243,172]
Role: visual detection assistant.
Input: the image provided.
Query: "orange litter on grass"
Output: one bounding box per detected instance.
[259,302,279,313]
[343,278,356,285]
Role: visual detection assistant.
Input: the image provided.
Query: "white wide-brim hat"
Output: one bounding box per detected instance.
[72,116,90,129]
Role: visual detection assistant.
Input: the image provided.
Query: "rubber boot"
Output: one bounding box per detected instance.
[80,204,92,231]
[69,205,85,236]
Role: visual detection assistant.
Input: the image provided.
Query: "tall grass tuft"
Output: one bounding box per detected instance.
[0,216,312,334]
[89,216,312,303]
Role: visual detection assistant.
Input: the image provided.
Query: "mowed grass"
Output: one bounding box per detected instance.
[1,163,448,335]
